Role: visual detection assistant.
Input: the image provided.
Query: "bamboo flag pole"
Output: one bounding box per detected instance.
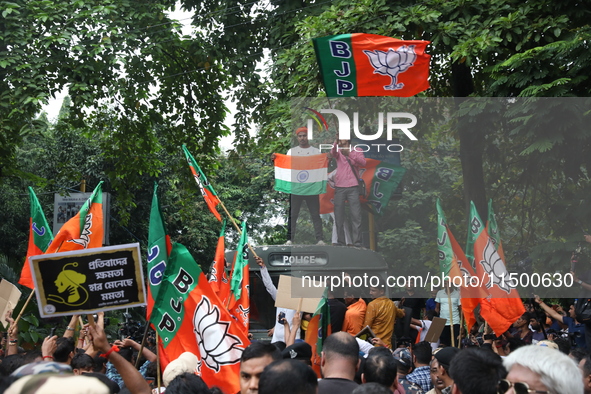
[218,201,259,259]
[156,332,162,392]
[12,291,35,327]
[457,311,464,348]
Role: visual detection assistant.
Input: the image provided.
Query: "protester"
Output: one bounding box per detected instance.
[343,289,367,336]
[361,347,398,392]
[503,345,583,394]
[434,284,461,347]
[351,382,392,394]
[318,332,360,394]
[406,341,433,392]
[328,290,347,333]
[534,295,586,349]
[578,354,591,394]
[272,126,325,245]
[240,341,282,394]
[364,281,405,349]
[391,347,423,394]
[165,372,210,394]
[508,312,533,345]
[427,347,459,394]
[282,342,313,366]
[259,359,318,394]
[448,347,506,394]
[256,256,300,343]
[330,136,366,247]
[410,311,439,351]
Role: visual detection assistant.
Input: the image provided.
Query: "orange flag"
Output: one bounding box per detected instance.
[19,187,54,289]
[227,220,250,335]
[468,201,524,334]
[437,200,486,331]
[45,182,104,254]
[209,220,230,306]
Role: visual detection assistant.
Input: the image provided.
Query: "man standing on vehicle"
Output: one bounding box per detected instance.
[330,136,366,247]
[272,127,325,245]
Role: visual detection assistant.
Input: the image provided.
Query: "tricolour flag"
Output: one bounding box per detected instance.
[320,159,405,215]
[305,288,331,378]
[182,145,222,221]
[436,199,486,331]
[150,242,248,394]
[313,33,430,97]
[227,220,250,334]
[209,219,230,306]
[19,187,54,289]
[146,183,172,321]
[44,182,104,254]
[274,153,328,196]
[468,201,524,334]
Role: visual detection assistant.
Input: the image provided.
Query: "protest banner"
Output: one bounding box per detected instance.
[30,243,146,318]
[0,280,21,327]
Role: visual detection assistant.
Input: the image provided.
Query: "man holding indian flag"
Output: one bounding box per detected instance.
[273,127,328,245]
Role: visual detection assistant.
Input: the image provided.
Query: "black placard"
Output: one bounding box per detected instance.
[31,243,146,317]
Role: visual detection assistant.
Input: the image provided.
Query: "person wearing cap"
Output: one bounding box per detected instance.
[427,347,459,394]
[282,342,312,366]
[272,126,325,245]
[391,347,423,394]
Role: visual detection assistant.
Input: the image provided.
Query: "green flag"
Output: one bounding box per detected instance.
[436,199,454,276]
[146,183,171,320]
[19,187,54,289]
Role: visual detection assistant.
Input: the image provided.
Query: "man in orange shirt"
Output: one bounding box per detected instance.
[342,290,367,336]
[363,284,404,348]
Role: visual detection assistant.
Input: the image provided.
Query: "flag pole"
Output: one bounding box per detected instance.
[457,311,464,348]
[13,290,35,327]
[156,332,161,391]
[135,323,152,369]
[218,201,259,259]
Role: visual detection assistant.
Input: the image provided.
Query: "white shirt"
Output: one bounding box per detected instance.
[287,146,320,156]
[259,266,300,342]
[435,289,462,326]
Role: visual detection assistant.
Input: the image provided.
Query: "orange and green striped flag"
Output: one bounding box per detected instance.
[44,182,104,254]
[182,145,222,221]
[18,187,54,289]
[313,33,430,97]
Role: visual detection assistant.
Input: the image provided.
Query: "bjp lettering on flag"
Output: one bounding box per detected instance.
[313,33,431,97]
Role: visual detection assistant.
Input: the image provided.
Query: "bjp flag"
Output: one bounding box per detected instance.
[313,33,430,97]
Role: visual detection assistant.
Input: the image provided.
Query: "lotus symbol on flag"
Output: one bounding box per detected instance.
[363,45,417,90]
[480,239,516,294]
[67,213,93,248]
[193,296,244,372]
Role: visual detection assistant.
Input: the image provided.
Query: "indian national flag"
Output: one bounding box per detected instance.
[274,153,328,195]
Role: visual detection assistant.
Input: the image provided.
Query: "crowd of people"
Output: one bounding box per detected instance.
[2,279,591,394]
